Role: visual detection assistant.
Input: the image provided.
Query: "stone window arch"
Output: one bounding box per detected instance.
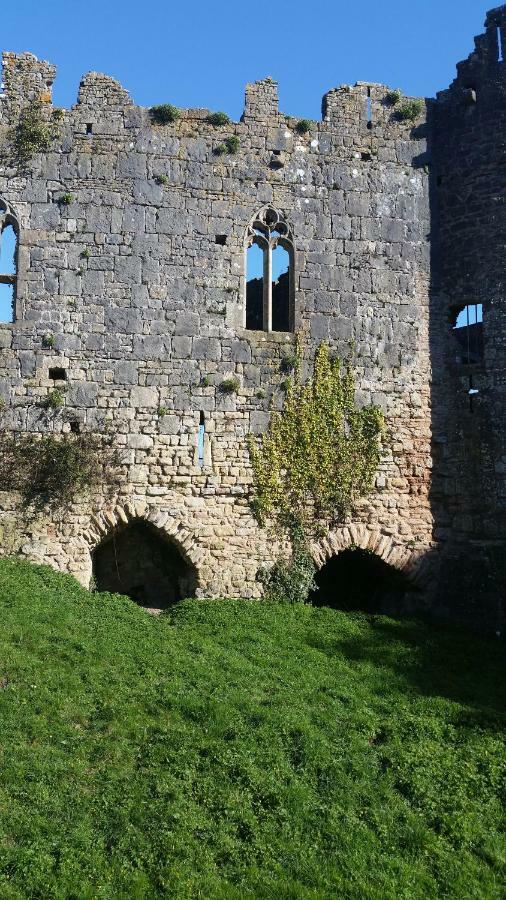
[245,206,294,332]
[0,198,20,324]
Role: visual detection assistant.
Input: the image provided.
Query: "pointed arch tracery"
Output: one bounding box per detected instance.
[245,206,295,333]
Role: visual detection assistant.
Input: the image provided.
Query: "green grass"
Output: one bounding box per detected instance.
[0,557,504,899]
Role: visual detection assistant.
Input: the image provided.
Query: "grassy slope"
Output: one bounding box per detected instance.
[0,558,504,899]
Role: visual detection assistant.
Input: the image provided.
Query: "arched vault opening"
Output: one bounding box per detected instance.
[308,548,415,616]
[91,519,197,609]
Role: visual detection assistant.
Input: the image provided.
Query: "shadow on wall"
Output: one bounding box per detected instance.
[91,519,197,609]
[308,548,418,617]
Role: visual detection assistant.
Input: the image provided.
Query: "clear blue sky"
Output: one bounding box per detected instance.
[0,1,490,120]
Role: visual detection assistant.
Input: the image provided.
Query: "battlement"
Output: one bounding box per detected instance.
[0,50,426,141]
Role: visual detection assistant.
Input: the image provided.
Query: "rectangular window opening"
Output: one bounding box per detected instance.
[0,281,14,324]
[198,412,205,466]
[366,87,372,130]
[215,235,227,245]
[498,26,504,62]
[49,367,67,381]
[86,123,93,135]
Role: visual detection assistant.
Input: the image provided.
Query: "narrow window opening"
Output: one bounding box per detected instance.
[0,222,17,324]
[215,234,227,245]
[498,25,504,62]
[198,411,205,467]
[271,244,290,332]
[86,123,93,135]
[246,242,265,330]
[49,367,67,381]
[69,420,81,434]
[366,87,372,130]
[245,207,294,334]
[452,303,483,364]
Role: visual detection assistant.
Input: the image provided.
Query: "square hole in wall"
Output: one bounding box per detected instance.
[86,123,93,135]
[48,367,67,381]
[215,235,227,245]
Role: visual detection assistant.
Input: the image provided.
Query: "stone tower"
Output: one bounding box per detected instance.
[0,7,503,629]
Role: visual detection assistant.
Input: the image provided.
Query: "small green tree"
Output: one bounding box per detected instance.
[11,101,61,168]
[247,340,385,534]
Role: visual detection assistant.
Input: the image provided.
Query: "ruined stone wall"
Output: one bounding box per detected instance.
[429,6,506,628]
[0,37,441,605]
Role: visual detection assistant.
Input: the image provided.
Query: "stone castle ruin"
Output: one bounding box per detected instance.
[0,6,504,629]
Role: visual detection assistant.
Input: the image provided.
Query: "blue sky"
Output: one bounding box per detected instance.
[1,1,490,120]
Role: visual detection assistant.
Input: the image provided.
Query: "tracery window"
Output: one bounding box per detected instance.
[245,207,294,332]
[0,199,19,324]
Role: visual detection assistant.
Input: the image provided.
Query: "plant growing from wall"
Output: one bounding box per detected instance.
[395,99,424,122]
[0,431,118,514]
[58,193,73,206]
[280,351,297,374]
[224,136,240,154]
[257,524,317,604]
[150,104,180,125]
[42,388,65,411]
[11,101,61,168]
[206,112,230,126]
[295,119,312,134]
[247,340,385,533]
[154,174,168,185]
[385,89,402,105]
[219,377,240,394]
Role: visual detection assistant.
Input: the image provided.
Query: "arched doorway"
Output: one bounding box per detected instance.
[91,520,197,610]
[308,548,413,615]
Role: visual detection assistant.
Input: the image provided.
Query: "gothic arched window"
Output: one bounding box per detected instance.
[0,199,19,324]
[245,207,294,332]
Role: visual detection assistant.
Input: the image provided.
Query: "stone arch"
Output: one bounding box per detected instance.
[82,502,203,608]
[309,524,437,614]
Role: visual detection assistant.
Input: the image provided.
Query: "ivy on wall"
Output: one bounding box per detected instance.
[0,431,118,514]
[248,340,385,536]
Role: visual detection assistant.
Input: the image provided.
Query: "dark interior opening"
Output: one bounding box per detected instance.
[86,123,93,135]
[272,244,291,332]
[246,276,264,330]
[215,234,227,245]
[246,241,264,330]
[92,520,197,610]
[308,548,412,615]
[48,367,66,381]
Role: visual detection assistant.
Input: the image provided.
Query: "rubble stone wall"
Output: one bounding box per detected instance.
[0,6,503,628]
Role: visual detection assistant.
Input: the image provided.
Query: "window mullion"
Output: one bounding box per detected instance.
[264,243,272,332]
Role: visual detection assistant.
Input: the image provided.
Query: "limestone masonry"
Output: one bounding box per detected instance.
[0,6,504,629]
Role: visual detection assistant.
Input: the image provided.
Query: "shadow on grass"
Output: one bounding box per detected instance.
[309,612,506,721]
